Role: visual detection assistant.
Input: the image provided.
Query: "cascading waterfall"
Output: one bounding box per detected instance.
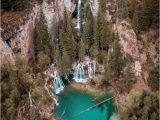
[87,62,94,78]
[73,59,96,83]
[73,63,86,83]
[51,71,64,94]
[93,61,96,77]
[75,0,81,29]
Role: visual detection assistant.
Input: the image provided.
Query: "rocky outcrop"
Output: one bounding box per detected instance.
[1,5,40,64]
[1,0,72,65]
[116,20,150,92]
[0,38,16,65]
[89,0,99,16]
[42,0,64,39]
[106,1,117,23]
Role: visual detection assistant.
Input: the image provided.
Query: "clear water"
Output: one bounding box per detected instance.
[55,89,116,120]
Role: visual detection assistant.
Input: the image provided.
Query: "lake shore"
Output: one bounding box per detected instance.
[69,82,105,97]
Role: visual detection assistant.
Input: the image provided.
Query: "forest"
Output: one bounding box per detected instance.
[1,0,159,120]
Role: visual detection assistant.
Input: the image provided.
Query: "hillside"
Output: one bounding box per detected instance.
[1,0,159,120]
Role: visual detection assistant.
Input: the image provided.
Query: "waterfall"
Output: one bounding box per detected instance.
[73,59,96,82]
[73,63,86,83]
[51,71,64,94]
[93,61,96,77]
[75,0,81,29]
[87,62,93,78]
[87,61,96,78]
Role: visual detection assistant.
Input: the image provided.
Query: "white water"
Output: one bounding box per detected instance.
[75,0,81,29]
[51,71,64,94]
[73,63,86,83]
[87,62,94,78]
[73,59,96,83]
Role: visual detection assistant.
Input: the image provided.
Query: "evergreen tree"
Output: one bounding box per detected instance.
[29,107,41,120]
[128,91,159,120]
[121,63,136,93]
[78,40,86,60]
[131,11,140,34]
[105,33,124,80]
[138,1,150,32]
[148,65,159,91]
[82,4,94,56]
[34,10,51,57]
[94,0,112,53]
[36,52,51,72]
[116,0,128,19]
[1,0,29,11]
[56,7,77,73]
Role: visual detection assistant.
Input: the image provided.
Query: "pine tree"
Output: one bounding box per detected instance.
[78,40,86,61]
[82,4,94,55]
[131,11,140,34]
[148,65,159,91]
[34,10,51,57]
[116,0,128,19]
[129,91,159,120]
[138,1,150,32]
[29,107,41,120]
[56,7,77,73]
[94,0,112,52]
[121,63,136,93]
[105,33,124,80]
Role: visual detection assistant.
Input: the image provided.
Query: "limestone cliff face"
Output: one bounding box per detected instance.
[1,5,40,65]
[1,0,71,65]
[42,0,64,39]
[116,20,150,92]
[89,0,99,16]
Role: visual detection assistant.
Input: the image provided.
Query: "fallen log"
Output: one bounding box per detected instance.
[73,97,114,117]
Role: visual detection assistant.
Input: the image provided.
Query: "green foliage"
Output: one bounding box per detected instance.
[1,58,31,120]
[121,63,136,93]
[97,50,106,65]
[29,107,41,120]
[116,0,128,19]
[96,9,109,51]
[138,2,150,32]
[129,0,159,33]
[1,56,49,119]
[128,91,159,120]
[36,52,51,72]
[148,65,159,91]
[82,4,95,55]
[128,91,141,107]
[55,7,77,73]
[78,40,86,60]
[1,0,29,11]
[34,10,51,57]
[106,33,124,80]
[93,0,112,57]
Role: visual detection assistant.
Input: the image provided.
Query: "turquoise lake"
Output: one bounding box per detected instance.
[55,89,116,120]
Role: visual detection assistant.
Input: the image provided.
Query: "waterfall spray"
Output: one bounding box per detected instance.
[73,63,86,83]
[51,71,64,94]
[73,58,96,82]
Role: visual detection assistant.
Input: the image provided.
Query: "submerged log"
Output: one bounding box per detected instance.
[73,97,114,117]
